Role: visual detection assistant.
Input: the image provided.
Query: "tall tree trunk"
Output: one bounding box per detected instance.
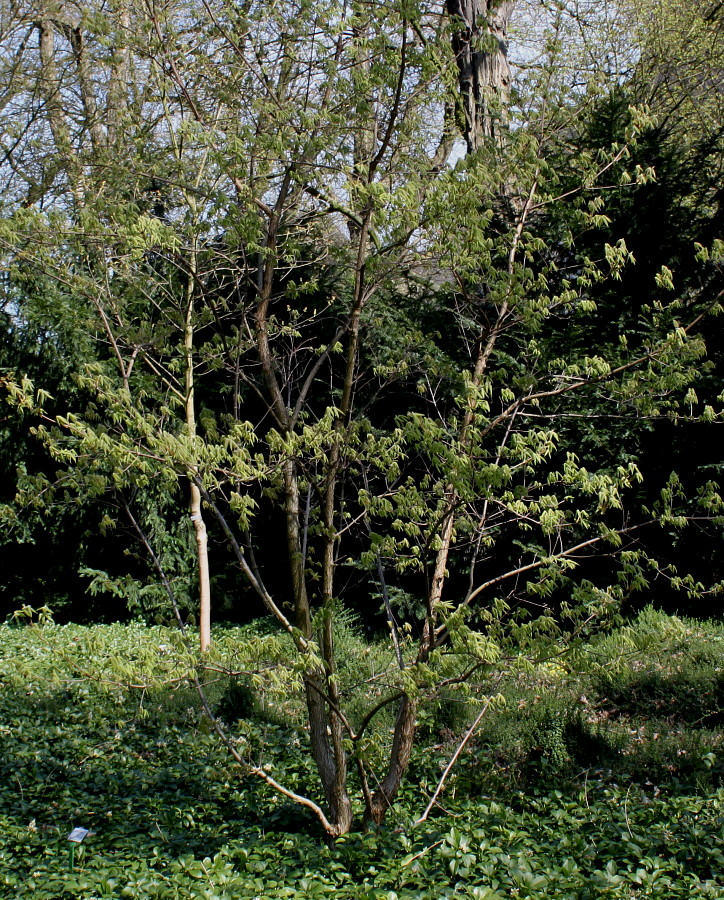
[334,2,520,830]
[66,24,105,152]
[287,452,353,835]
[301,215,368,836]
[365,183,537,830]
[445,0,515,151]
[107,0,130,147]
[184,262,212,653]
[38,12,83,206]
[253,166,354,834]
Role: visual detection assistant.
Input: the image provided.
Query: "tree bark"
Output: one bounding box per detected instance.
[445,0,515,151]
[253,165,355,833]
[38,13,83,205]
[373,183,537,825]
[66,24,105,152]
[364,693,418,827]
[106,0,130,148]
[184,264,212,653]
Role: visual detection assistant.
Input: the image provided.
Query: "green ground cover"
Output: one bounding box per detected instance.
[1,614,723,899]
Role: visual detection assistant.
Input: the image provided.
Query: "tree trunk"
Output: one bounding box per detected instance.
[305,677,354,835]
[445,0,515,151]
[38,13,83,206]
[66,24,105,152]
[285,455,354,835]
[184,266,212,653]
[364,694,418,827]
[189,481,211,652]
[107,0,130,148]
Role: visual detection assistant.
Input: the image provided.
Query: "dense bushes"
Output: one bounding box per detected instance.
[591,610,724,726]
[443,609,724,794]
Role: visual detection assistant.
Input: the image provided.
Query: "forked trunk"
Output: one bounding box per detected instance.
[364,694,418,827]
[285,457,354,835]
[362,2,520,832]
[305,677,354,835]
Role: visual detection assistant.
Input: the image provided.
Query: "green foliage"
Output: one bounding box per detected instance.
[215,678,256,723]
[446,610,724,795]
[590,607,724,722]
[597,660,724,726]
[0,627,724,900]
[0,0,723,837]
[2,620,724,898]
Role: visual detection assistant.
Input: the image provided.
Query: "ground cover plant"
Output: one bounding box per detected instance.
[456,608,724,792]
[2,614,723,899]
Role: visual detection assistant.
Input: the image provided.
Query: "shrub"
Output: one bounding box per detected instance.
[589,608,724,725]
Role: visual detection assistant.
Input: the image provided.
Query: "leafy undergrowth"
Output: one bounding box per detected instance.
[451,608,724,795]
[1,618,724,899]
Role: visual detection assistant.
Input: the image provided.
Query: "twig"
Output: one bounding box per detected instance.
[124,502,342,836]
[402,839,443,867]
[623,785,633,839]
[416,682,501,824]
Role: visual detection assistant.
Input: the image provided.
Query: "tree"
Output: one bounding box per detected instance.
[1,0,722,835]
[0,0,214,646]
[446,0,515,149]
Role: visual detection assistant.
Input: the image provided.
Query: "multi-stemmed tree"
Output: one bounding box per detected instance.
[1,0,722,833]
